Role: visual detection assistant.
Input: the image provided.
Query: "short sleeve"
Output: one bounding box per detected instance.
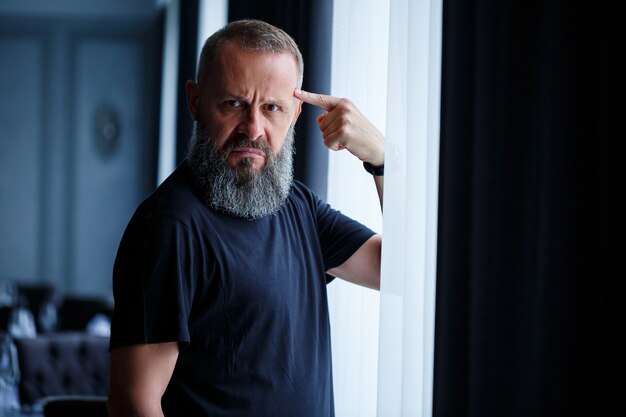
[313,192,376,272]
[109,213,198,351]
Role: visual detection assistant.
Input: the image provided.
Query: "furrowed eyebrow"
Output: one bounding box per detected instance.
[268,98,291,108]
[216,91,292,109]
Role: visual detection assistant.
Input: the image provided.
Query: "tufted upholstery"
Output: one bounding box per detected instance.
[13,332,109,406]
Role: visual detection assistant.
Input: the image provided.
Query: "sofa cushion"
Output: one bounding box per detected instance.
[14,332,109,405]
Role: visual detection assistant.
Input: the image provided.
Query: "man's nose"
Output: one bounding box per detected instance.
[237,107,264,140]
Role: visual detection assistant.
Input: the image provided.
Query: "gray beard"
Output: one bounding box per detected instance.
[185,122,295,219]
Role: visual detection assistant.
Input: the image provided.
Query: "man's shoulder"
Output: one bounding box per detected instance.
[288,179,322,207]
[134,164,205,225]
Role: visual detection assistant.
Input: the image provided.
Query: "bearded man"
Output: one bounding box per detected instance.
[108,19,384,417]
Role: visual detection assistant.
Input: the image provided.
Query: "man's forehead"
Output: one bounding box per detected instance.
[203,46,299,99]
[208,43,297,75]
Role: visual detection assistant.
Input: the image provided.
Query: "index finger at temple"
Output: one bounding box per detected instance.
[295,89,341,111]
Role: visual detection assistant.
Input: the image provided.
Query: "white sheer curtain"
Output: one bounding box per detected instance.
[377,0,442,416]
[326,1,389,416]
[327,0,442,416]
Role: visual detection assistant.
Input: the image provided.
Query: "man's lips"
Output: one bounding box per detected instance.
[229,147,266,158]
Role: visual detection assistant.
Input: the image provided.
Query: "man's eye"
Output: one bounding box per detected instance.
[225,100,242,108]
[266,104,280,112]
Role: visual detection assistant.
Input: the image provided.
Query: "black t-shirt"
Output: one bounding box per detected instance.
[110,164,375,417]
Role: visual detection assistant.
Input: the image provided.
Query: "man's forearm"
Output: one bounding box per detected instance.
[374,175,384,209]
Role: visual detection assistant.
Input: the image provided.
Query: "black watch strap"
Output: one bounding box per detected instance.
[363,161,384,176]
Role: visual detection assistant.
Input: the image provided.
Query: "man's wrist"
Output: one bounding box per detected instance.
[363,161,384,176]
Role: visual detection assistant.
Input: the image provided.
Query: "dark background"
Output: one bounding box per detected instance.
[435,1,619,416]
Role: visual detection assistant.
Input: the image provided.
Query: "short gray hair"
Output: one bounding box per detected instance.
[197,19,304,88]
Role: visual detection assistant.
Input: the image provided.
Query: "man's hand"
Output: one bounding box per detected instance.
[295,90,385,166]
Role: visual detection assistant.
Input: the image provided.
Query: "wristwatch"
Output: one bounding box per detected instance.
[363,161,384,176]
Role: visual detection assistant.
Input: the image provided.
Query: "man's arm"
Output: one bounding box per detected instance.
[107,342,179,417]
[373,175,384,209]
[295,89,385,288]
[327,234,382,290]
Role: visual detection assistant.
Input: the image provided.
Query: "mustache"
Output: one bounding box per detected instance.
[221,135,273,156]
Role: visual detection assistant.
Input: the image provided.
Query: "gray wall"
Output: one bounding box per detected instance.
[0,1,163,297]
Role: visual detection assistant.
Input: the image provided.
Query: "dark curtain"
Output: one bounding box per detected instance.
[435,1,618,416]
[175,0,200,165]
[228,0,333,198]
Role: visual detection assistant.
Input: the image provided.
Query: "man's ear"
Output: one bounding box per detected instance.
[292,98,303,125]
[186,80,200,121]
